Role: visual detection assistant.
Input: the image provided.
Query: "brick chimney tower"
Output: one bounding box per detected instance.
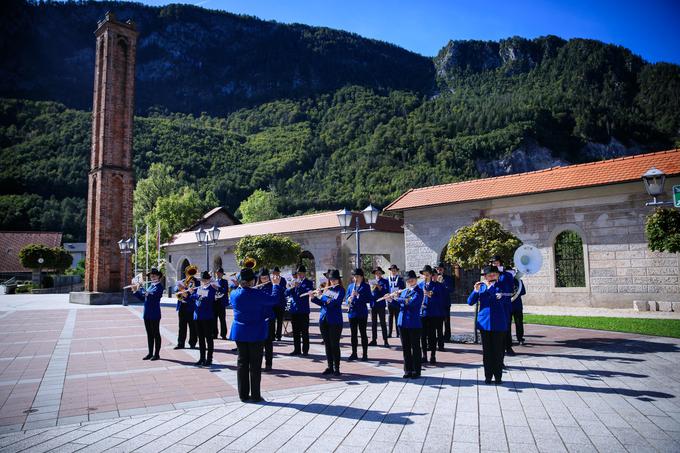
[72,12,137,304]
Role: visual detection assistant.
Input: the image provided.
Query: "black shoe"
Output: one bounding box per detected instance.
[289,350,301,356]
[333,370,341,376]
[322,368,333,375]
[347,353,357,361]
[190,345,197,350]
[384,341,389,347]
[411,373,421,379]
[429,357,436,365]
[204,360,212,367]
[276,336,282,341]
[403,373,412,379]
[142,354,152,360]
[251,397,265,403]
[173,345,184,350]
[195,359,205,366]
[485,378,492,384]
[519,339,526,345]
[302,352,309,356]
[150,355,160,361]
[368,340,377,346]
[361,355,368,362]
[495,379,503,385]
[438,346,445,352]
[240,397,250,403]
[506,348,516,356]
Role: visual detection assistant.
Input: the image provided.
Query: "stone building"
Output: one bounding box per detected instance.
[384,149,680,308]
[163,210,405,290]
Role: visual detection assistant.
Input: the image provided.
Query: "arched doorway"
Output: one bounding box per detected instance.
[179,258,190,280]
[298,251,316,283]
[440,245,478,304]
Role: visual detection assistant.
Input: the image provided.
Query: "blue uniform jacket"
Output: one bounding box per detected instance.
[497,270,515,320]
[191,285,216,321]
[419,280,446,317]
[370,277,389,310]
[133,282,164,321]
[440,274,455,305]
[345,281,371,319]
[312,286,345,326]
[285,279,314,314]
[512,281,527,313]
[277,277,288,308]
[387,275,406,309]
[397,286,423,329]
[216,278,230,308]
[467,283,509,331]
[176,276,199,313]
[258,282,275,318]
[229,285,281,342]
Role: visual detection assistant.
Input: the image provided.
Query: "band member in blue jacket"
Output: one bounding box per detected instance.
[229,267,282,402]
[191,271,216,367]
[132,268,164,361]
[346,268,372,361]
[175,266,199,350]
[285,265,314,355]
[311,269,345,376]
[369,267,390,347]
[214,268,229,340]
[256,268,276,371]
[436,262,455,343]
[387,270,423,378]
[511,281,526,345]
[468,265,509,385]
[386,264,405,338]
[490,255,516,359]
[419,265,446,364]
[271,267,287,341]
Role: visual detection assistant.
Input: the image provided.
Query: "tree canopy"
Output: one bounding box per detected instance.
[445,219,522,269]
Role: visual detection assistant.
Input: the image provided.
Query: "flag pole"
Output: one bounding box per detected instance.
[134,224,138,277]
[145,224,149,275]
[157,222,161,268]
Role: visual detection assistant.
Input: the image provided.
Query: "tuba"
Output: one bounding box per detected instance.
[242,257,257,270]
[177,264,199,300]
[510,245,543,301]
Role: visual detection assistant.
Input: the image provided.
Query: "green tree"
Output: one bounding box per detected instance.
[237,189,282,223]
[133,163,183,224]
[18,244,56,269]
[445,218,522,269]
[234,234,302,269]
[645,208,680,254]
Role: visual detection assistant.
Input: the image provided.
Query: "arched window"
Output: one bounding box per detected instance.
[554,230,586,287]
[179,259,190,279]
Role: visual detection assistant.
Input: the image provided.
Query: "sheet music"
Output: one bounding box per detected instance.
[197,287,209,298]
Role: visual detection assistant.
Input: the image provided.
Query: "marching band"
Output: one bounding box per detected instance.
[128,251,531,402]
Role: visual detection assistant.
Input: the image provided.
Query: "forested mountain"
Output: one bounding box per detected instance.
[1,1,679,241]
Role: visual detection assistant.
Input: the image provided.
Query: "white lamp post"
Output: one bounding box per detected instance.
[337,204,380,271]
[118,237,133,306]
[196,225,220,272]
[642,167,673,207]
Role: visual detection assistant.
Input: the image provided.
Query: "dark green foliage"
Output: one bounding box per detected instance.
[445,219,522,270]
[234,234,302,269]
[645,208,680,254]
[18,243,72,272]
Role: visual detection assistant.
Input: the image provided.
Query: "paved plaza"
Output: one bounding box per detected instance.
[0,295,678,452]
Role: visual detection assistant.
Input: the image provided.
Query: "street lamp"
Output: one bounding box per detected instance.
[337,204,380,271]
[118,237,133,306]
[642,167,673,207]
[196,225,220,272]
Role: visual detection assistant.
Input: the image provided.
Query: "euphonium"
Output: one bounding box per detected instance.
[242,257,257,269]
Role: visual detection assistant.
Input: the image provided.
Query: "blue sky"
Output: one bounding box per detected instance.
[129,0,679,63]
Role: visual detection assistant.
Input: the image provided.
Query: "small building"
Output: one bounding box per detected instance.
[63,243,86,268]
[384,149,680,308]
[163,210,404,289]
[0,231,63,281]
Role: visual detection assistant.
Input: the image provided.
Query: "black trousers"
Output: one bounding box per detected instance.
[400,327,421,374]
[177,309,197,347]
[273,305,285,340]
[264,318,276,367]
[195,319,214,361]
[421,316,443,359]
[349,316,368,357]
[214,299,227,339]
[388,305,401,337]
[236,341,264,400]
[144,319,161,356]
[480,329,505,381]
[505,309,525,350]
[443,303,452,341]
[291,313,310,354]
[371,307,388,342]
[319,320,342,371]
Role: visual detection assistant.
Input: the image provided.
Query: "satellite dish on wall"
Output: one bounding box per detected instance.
[514,245,543,275]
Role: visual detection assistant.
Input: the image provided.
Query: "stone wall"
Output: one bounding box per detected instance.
[401,179,680,308]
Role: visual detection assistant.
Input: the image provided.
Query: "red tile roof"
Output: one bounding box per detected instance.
[385,149,680,211]
[0,231,63,273]
[165,211,403,247]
